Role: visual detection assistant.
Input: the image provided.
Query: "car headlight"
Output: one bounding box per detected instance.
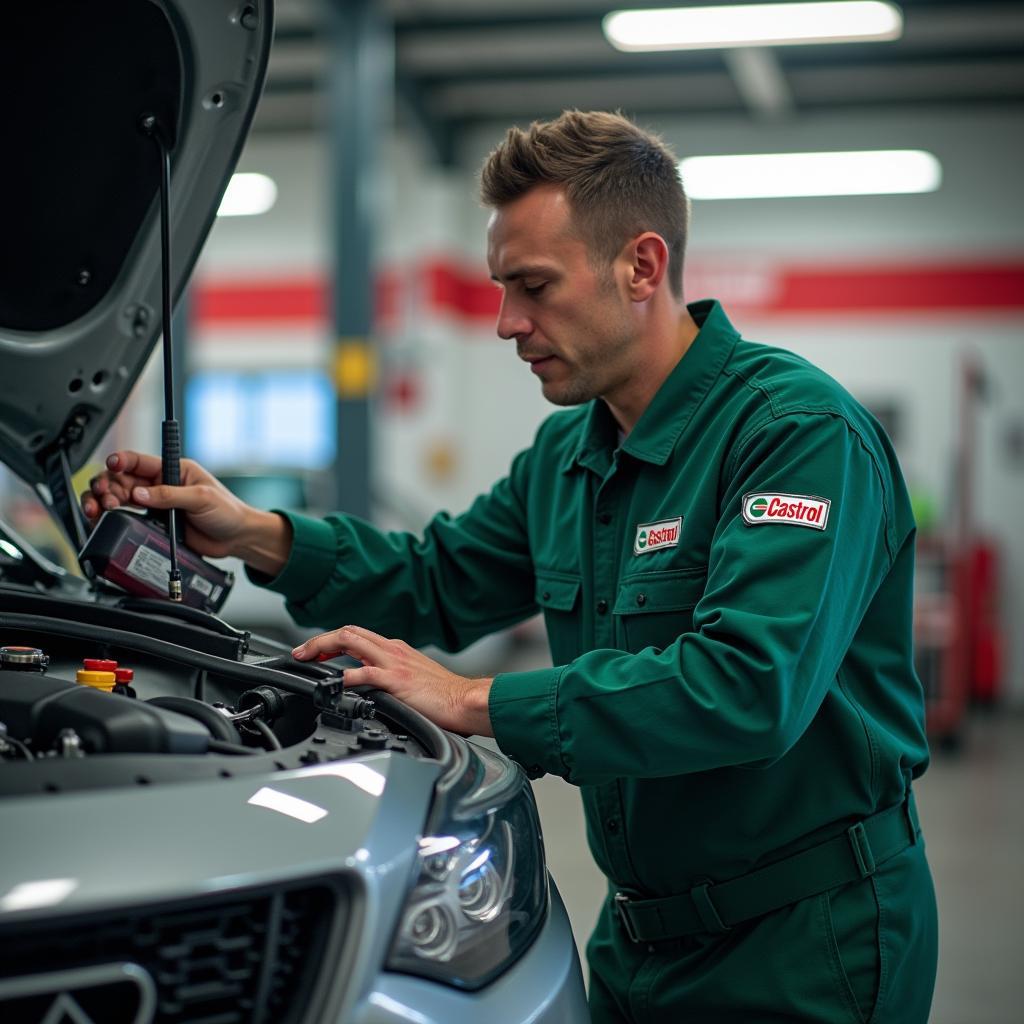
[387,745,548,989]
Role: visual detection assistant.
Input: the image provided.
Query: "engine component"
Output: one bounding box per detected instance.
[146,695,241,744]
[0,646,49,672]
[0,721,33,762]
[114,667,137,698]
[357,728,388,751]
[0,670,208,754]
[313,679,375,733]
[237,685,286,724]
[57,728,84,758]
[83,658,118,672]
[77,669,116,692]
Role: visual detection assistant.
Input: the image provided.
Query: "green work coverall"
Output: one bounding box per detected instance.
[257,300,938,1022]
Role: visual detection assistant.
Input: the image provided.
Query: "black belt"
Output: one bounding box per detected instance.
[614,792,920,944]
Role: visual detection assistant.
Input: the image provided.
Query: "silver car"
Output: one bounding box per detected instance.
[0,3,588,1022]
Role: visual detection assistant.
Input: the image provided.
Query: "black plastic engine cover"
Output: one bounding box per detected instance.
[0,672,74,737]
[0,670,208,754]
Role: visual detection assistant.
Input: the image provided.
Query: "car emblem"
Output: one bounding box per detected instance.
[0,962,156,1024]
[40,993,100,1024]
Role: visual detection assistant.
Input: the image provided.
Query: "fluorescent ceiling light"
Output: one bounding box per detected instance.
[680,150,941,199]
[604,2,903,51]
[217,173,278,217]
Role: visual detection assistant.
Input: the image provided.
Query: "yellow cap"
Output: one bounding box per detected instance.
[76,669,116,692]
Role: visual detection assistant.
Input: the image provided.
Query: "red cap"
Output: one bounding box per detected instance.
[114,668,134,683]
[84,659,118,672]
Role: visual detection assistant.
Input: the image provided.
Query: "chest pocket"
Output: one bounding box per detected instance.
[614,568,706,653]
[535,571,582,666]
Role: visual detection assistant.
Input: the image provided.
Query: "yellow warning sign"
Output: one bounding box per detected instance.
[333,338,377,398]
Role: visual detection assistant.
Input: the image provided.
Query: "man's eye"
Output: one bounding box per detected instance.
[524,282,547,296]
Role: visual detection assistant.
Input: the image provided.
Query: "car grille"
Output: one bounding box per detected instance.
[0,879,344,1024]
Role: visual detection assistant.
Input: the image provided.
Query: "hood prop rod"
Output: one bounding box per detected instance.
[140,114,183,602]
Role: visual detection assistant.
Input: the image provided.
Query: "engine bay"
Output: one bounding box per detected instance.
[0,585,437,799]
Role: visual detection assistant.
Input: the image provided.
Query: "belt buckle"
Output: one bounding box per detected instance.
[613,891,641,944]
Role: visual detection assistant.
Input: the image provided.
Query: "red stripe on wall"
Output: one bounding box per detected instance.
[193,259,1024,327]
[193,279,328,322]
[424,262,501,318]
[773,265,1024,313]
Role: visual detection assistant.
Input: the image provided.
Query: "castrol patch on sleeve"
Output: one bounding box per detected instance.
[742,493,831,530]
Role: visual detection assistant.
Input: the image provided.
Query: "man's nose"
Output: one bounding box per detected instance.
[496,294,531,341]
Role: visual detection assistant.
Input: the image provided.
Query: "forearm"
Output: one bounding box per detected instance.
[461,677,495,737]
[256,510,535,651]
[234,509,293,576]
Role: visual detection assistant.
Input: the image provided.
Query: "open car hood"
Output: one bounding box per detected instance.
[0,1,273,506]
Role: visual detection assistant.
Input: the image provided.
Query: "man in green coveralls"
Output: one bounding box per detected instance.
[84,111,938,1022]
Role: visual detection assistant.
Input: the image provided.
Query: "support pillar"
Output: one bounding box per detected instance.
[326,0,393,519]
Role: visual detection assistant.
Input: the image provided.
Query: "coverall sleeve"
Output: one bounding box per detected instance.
[251,447,537,652]
[488,412,898,784]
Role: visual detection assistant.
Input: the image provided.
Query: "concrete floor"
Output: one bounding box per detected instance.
[524,710,1023,1022]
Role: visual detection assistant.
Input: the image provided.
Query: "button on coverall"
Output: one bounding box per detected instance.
[257,300,938,1022]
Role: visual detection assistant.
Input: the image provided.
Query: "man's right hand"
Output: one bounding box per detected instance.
[81,451,293,576]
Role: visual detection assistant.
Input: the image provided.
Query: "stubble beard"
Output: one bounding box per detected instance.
[543,296,635,408]
[542,365,601,407]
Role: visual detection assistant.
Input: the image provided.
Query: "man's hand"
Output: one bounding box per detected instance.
[292,625,494,737]
[81,450,292,576]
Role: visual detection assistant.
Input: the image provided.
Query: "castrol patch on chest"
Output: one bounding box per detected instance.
[742,493,831,530]
[634,517,683,554]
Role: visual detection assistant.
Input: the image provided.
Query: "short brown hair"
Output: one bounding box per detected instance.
[480,110,688,298]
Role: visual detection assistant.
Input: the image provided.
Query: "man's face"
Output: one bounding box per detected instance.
[486,184,636,408]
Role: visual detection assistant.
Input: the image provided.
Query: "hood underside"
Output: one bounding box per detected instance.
[0,0,273,492]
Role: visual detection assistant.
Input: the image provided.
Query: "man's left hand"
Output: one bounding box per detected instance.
[292,625,494,737]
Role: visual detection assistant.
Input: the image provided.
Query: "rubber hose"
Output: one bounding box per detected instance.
[147,695,241,744]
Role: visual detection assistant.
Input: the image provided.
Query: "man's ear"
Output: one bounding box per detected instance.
[623,232,669,301]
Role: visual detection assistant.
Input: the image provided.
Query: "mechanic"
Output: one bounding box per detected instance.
[83,111,937,1023]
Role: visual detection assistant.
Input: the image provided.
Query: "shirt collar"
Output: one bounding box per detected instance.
[563,299,740,474]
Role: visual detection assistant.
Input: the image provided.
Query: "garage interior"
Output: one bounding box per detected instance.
[1,1,1021,1020]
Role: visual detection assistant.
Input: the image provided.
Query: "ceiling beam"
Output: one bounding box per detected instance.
[723,48,795,119]
[789,57,1024,103]
[428,69,739,118]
